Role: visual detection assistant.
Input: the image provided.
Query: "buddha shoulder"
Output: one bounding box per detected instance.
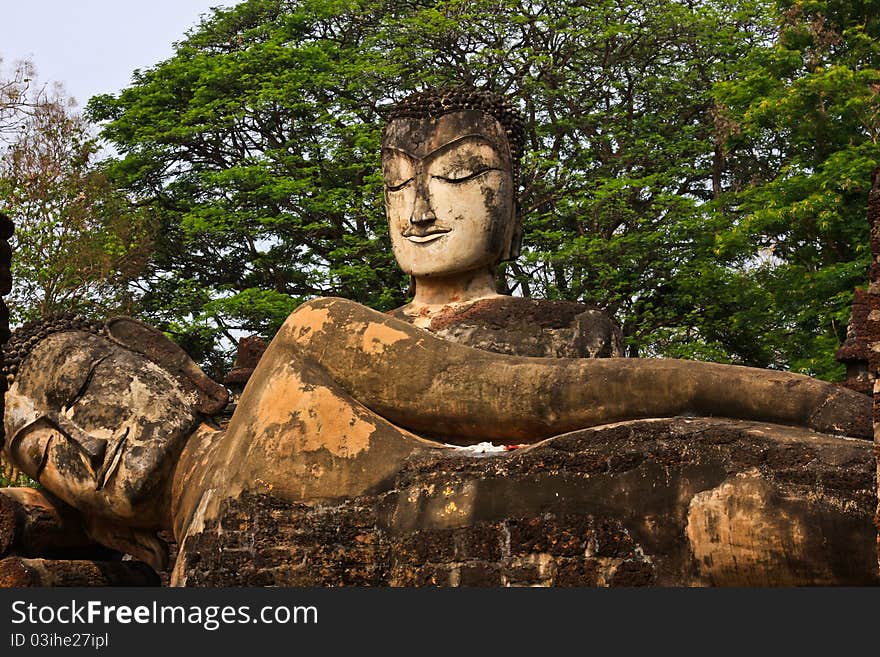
[388,296,624,358]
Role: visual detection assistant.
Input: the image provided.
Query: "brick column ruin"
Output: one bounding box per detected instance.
[835,288,872,394]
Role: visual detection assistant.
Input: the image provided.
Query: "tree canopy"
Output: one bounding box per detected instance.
[70,0,879,378]
[0,64,151,324]
[714,0,880,377]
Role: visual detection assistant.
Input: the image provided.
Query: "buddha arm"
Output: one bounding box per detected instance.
[279,297,872,442]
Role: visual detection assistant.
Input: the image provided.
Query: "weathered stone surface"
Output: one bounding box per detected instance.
[4,330,203,530]
[382,94,527,329]
[863,166,880,572]
[0,487,112,559]
[224,335,267,387]
[388,296,623,358]
[104,316,229,415]
[220,335,268,425]
[836,288,873,395]
[0,557,159,587]
[177,417,878,587]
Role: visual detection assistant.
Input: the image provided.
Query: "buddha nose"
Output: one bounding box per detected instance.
[410,178,437,225]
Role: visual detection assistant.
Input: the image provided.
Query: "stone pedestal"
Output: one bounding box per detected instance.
[0,557,159,587]
[176,418,877,587]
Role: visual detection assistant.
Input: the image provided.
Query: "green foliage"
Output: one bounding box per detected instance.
[87,0,877,377]
[713,0,880,377]
[0,472,38,488]
[189,287,299,375]
[90,0,410,362]
[0,80,152,323]
[0,457,38,488]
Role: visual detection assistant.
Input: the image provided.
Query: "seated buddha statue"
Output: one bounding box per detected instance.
[0,88,871,578]
[382,89,623,359]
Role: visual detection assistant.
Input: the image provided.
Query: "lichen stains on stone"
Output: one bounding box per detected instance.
[387,296,624,359]
[174,408,880,586]
[298,387,376,459]
[359,322,410,355]
[252,362,377,459]
[281,304,333,343]
[685,469,817,586]
[428,297,602,331]
[253,363,309,430]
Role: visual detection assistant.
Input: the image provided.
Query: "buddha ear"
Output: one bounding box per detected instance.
[503,202,523,261]
[104,317,229,415]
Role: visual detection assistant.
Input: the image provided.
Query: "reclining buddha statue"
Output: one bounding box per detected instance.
[1,88,872,585]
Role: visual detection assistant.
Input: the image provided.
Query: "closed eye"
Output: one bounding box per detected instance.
[434,168,498,184]
[385,178,414,192]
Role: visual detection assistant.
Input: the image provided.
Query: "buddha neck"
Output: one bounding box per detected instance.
[404,269,502,326]
[411,268,500,305]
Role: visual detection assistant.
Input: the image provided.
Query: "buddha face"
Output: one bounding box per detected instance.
[382,110,516,278]
[3,331,202,527]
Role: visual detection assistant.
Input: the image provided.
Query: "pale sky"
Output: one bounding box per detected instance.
[1,0,235,107]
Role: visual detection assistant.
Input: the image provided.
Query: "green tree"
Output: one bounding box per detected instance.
[89,0,408,365]
[713,0,880,378]
[92,0,784,369]
[0,78,152,323]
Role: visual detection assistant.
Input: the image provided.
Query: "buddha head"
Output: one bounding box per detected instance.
[381,88,526,281]
[1,314,228,528]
